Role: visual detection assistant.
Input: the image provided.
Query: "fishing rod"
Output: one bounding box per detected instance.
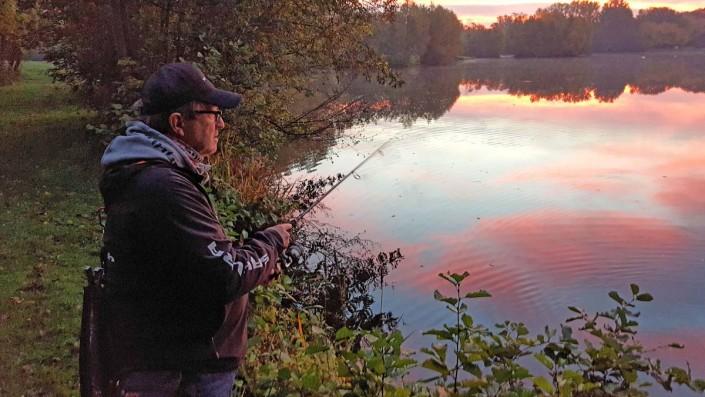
[292,138,392,226]
[282,138,393,267]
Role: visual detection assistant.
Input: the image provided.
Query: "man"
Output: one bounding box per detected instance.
[99,63,291,396]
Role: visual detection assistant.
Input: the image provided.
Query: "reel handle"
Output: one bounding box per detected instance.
[281,244,304,269]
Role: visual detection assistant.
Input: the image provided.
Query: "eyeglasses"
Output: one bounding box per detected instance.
[192,110,223,122]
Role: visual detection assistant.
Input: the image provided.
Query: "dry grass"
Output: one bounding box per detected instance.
[220,153,289,207]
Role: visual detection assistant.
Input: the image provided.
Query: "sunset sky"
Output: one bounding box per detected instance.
[414,0,705,26]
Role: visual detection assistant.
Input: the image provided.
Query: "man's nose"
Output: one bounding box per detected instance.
[217,116,226,129]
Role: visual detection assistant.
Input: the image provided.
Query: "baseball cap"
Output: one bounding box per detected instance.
[140,63,242,115]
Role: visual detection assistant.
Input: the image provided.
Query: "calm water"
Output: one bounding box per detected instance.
[280,51,705,387]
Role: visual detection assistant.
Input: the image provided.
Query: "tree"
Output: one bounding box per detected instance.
[369,3,462,67]
[38,0,400,148]
[421,5,463,65]
[0,0,21,75]
[463,23,501,58]
[593,0,641,52]
[637,7,693,49]
[686,11,705,47]
[498,1,599,58]
[369,2,430,66]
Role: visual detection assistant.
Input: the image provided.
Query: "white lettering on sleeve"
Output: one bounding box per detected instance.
[207,241,225,257]
[222,253,244,275]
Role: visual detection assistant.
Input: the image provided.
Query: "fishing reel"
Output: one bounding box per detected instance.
[281,243,305,269]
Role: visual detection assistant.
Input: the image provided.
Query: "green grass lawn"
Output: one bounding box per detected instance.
[0,62,103,396]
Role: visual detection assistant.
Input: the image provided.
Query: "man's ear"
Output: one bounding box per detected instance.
[168,112,185,138]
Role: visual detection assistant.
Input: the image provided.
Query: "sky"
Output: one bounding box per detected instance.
[413,0,705,25]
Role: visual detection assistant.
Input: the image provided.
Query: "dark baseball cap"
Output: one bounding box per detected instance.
[140,63,242,115]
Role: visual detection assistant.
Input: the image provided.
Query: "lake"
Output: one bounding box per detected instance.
[279,50,705,391]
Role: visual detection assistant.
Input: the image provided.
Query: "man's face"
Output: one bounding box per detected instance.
[180,103,225,156]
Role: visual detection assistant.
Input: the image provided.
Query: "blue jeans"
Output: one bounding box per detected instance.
[115,370,236,397]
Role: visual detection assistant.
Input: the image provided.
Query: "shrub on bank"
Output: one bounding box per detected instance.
[241,269,705,396]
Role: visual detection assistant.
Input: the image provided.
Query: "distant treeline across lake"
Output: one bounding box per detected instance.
[369,1,705,65]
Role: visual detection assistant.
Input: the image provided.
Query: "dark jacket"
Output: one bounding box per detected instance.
[99,122,283,374]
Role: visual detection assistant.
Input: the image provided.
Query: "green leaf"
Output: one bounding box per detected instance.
[337,361,352,376]
[624,370,638,384]
[305,343,328,355]
[534,353,554,370]
[561,325,573,341]
[668,343,685,349]
[533,376,555,394]
[608,291,625,304]
[568,306,582,314]
[668,367,691,384]
[692,379,705,392]
[438,273,456,285]
[432,343,448,363]
[514,366,532,380]
[630,283,640,295]
[450,271,470,283]
[368,357,385,375]
[421,358,450,376]
[460,378,488,389]
[462,362,483,378]
[562,370,583,383]
[636,293,653,302]
[277,368,291,380]
[335,327,355,341]
[465,290,492,299]
[433,289,446,301]
[423,329,453,340]
[461,313,474,328]
[301,371,321,390]
[492,367,512,382]
[390,388,411,397]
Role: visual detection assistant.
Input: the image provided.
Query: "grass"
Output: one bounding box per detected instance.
[0,62,103,396]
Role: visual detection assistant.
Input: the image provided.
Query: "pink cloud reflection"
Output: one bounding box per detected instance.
[501,137,705,217]
[391,210,690,295]
[451,88,705,136]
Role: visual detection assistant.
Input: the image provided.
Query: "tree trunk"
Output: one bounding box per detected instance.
[108,0,130,59]
[160,0,173,62]
[0,35,7,71]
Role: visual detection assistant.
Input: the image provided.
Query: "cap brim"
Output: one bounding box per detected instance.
[201,88,243,109]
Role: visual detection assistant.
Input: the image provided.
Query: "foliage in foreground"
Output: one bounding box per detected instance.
[240,271,705,396]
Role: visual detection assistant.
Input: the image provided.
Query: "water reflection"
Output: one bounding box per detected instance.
[280,51,705,386]
[461,51,705,103]
[346,50,705,125]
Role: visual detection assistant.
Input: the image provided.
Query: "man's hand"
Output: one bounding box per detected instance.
[264,223,292,282]
[265,223,292,251]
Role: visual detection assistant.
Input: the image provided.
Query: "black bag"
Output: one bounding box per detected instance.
[79,267,107,397]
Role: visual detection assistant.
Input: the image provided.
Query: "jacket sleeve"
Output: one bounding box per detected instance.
[146,169,284,304]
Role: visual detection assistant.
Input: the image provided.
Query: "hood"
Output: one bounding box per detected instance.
[101,121,209,178]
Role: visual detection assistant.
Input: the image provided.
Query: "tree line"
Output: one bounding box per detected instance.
[368,2,463,66]
[465,0,705,58]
